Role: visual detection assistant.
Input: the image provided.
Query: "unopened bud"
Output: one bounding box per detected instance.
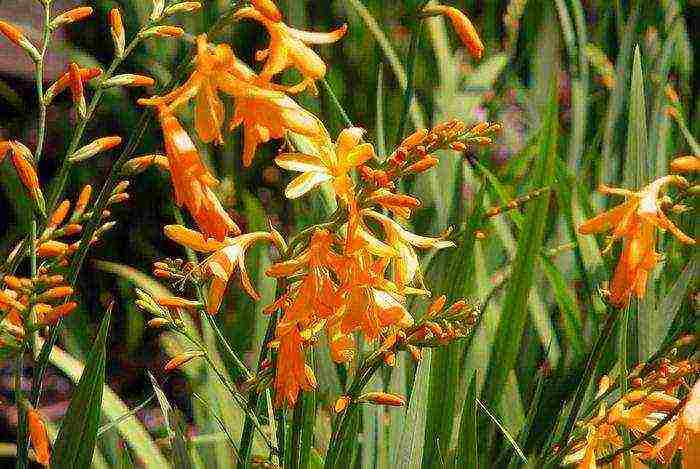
[44,67,101,105]
[399,129,429,150]
[69,136,122,162]
[49,200,71,228]
[449,141,467,151]
[27,409,50,466]
[406,156,439,174]
[73,185,92,219]
[112,180,130,194]
[334,396,350,413]
[359,392,406,407]
[423,6,484,59]
[63,224,82,236]
[147,317,170,329]
[164,350,205,372]
[38,286,74,301]
[0,19,41,62]
[9,142,46,216]
[68,62,87,119]
[670,155,700,173]
[43,302,78,324]
[102,74,156,88]
[164,2,203,16]
[156,296,201,309]
[50,7,94,29]
[122,154,169,175]
[109,8,125,58]
[141,25,185,38]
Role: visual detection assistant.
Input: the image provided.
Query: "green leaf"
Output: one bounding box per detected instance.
[455,373,478,469]
[475,399,527,464]
[148,372,192,468]
[624,45,648,188]
[395,349,432,469]
[52,306,112,469]
[481,77,558,411]
[541,258,585,359]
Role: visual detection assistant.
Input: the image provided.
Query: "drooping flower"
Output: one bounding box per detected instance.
[164,225,273,313]
[235,1,347,94]
[275,127,375,201]
[157,106,239,241]
[422,6,484,59]
[578,176,695,307]
[271,326,317,407]
[140,34,325,166]
[362,209,454,289]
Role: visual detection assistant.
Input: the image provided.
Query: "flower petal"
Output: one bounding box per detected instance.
[284,171,333,199]
[285,23,348,45]
[275,152,327,173]
[164,225,226,252]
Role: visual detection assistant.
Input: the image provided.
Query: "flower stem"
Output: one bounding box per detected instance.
[15,349,27,469]
[394,17,424,147]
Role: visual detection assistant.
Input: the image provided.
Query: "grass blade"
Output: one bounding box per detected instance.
[396,349,432,469]
[148,372,193,469]
[455,373,479,469]
[475,399,527,464]
[52,306,112,469]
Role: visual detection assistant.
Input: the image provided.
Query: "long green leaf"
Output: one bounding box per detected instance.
[455,373,479,469]
[52,307,112,468]
[148,372,192,468]
[481,78,558,411]
[395,349,432,469]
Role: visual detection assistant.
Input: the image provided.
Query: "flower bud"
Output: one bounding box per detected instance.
[423,6,484,59]
[37,240,69,258]
[42,302,78,324]
[73,184,93,220]
[102,74,155,88]
[399,129,429,150]
[63,224,83,236]
[164,350,205,372]
[50,6,94,29]
[359,392,406,407]
[334,396,350,413]
[163,2,203,17]
[49,200,71,228]
[0,19,41,62]
[406,156,439,174]
[44,67,102,105]
[68,62,87,119]
[9,142,46,216]
[147,317,170,329]
[69,136,122,162]
[38,286,74,301]
[140,25,185,39]
[109,8,125,58]
[27,409,50,466]
[122,154,169,175]
[156,296,201,309]
[669,155,700,173]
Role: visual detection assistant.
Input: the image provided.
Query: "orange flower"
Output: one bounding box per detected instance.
[164,225,273,313]
[578,176,695,307]
[140,34,324,166]
[157,106,239,240]
[670,155,700,173]
[235,1,347,94]
[272,326,316,407]
[275,127,375,202]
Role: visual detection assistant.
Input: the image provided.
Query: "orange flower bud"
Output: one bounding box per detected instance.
[103,74,156,88]
[427,295,446,317]
[42,302,78,324]
[122,154,169,175]
[49,200,71,228]
[399,128,429,150]
[36,303,57,323]
[164,350,205,372]
[163,2,203,16]
[37,240,69,258]
[50,6,94,29]
[147,317,170,329]
[62,224,82,236]
[38,286,74,301]
[252,0,283,22]
[406,156,439,174]
[304,364,318,388]
[69,136,122,162]
[109,8,125,57]
[27,409,50,466]
[670,155,700,173]
[142,25,185,38]
[0,19,41,61]
[44,67,101,104]
[73,184,92,219]
[360,392,406,407]
[156,296,201,309]
[424,6,484,59]
[0,140,10,163]
[449,141,467,151]
[153,269,171,279]
[334,395,350,413]
[68,62,87,119]
[0,289,26,312]
[9,141,46,215]
[3,275,26,291]
[108,192,129,205]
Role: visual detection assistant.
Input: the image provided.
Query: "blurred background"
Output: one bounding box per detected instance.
[0,0,698,467]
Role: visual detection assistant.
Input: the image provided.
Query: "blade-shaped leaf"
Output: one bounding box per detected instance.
[396,349,432,469]
[455,373,479,469]
[52,306,112,468]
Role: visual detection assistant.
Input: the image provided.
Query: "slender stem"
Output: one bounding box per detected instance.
[618,305,633,469]
[394,18,423,147]
[290,398,304,469]
[205,313,253,380]
[320,79,354,128]
[15,349,27,469]
[552,305,619,461]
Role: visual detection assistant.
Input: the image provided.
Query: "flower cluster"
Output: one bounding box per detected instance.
[564,348,699,468]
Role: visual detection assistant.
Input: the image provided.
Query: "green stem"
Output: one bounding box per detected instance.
[15,349,27,469]
[290,398,304,469]
[394,18,423,147]
[618,306,632,469]
[320,79,354,128]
